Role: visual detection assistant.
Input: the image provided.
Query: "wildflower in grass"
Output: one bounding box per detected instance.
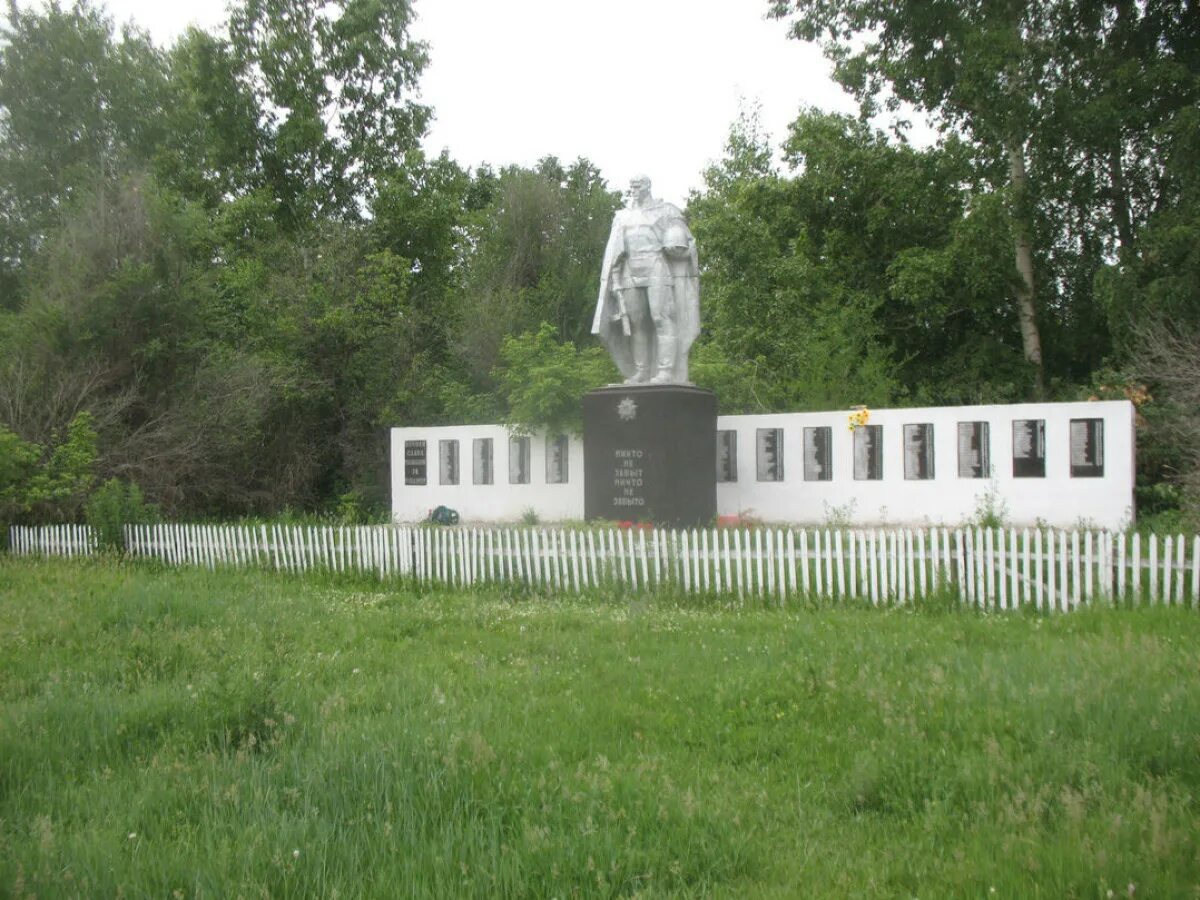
[293,849,300,859]
[127,832,136,840]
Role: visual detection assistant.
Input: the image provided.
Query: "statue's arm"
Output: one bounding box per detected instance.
[660,207,692,260]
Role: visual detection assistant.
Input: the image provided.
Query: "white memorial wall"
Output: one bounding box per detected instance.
[391,400,1134,529]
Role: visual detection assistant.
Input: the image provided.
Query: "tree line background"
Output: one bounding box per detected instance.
[1,0,1197,530]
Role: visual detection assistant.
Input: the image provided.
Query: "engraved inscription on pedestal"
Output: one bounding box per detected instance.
[957,421,989,478]
[1012,419,1046,478]
[612,448,646,509]
[803,426,832,481]
[1070,418,1104,478]
[903,423,934,480]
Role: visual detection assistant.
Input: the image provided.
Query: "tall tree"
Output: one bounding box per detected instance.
[0,0,171,303]
[228,0,431,227]
[768,0,1057,395]
[447,158,621,390]
[690,109,1022,410]
[768,0,1199,397]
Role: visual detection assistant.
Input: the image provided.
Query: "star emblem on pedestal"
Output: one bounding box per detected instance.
[617,397,638,422]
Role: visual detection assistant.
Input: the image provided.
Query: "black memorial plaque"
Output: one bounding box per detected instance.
[804,426,832,481]
[903,423,934,480]
[957,421,989,478]
[472,437,493,485]
[1070,418,1104,478]
[717,430,738,482]
[854,424,884,480]
[583,385,717,527]
[404,440,427,485]
[1012,419,1046,478]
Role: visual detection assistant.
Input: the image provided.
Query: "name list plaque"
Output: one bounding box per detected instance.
[803,426,832,481]
[1069,418,1104,478]
[1012,419,1046,478]
[957,421,989,478]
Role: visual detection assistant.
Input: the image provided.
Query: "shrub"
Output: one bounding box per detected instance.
[85,478,156,552]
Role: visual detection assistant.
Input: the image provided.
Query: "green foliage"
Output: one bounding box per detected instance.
[1127,318,1200,531]
[0,0,172,301]
[0,0,1195,523]
[0,412,97,530]
[85,477,156,552]
[332,490,375,526]
[493,323,617,437]
[446,158,621,391]
[970,477,1010,529]
[0,426,40,527]
[687,342,771,414]
[766,0,1200,398]
[3,562,1200,896]
[226,0,431,226]
[693,109,1000,409]
[26,412,98,521]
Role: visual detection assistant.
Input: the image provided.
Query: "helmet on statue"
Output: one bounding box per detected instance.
[662,221,690,260]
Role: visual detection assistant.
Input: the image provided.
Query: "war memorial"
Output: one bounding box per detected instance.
[392,176,1134,531]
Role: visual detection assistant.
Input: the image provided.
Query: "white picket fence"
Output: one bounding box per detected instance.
[7,522,1200,610]
[6,524,99,558]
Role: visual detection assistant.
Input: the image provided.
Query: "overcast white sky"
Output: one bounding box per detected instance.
[22,0,886,206]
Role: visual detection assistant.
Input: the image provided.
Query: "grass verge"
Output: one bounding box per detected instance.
[1,558,1198,897]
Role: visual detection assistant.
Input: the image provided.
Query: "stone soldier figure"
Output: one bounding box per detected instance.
[591,175,700,384]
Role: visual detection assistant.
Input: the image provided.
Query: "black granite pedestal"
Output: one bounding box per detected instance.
[583,384,717,527]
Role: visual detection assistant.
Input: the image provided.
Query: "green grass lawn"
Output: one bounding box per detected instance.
[1,559,1198,898]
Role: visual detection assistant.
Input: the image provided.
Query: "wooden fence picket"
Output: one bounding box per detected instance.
[884,531,895,603]
[974,528,986,608]
[1116,532,1126,602]
[811,532,820,602]
[1148,534,1158,604]
[1058,532,1070,612]
[1174,534,1185,606]
[1164,534,1175,605]
[1083,531,1093,603]
[508,528,518,585]
[868,530,879,605]
[823,529,834,597]
[776,529,787,603]
[1071,530,1081,608]
[686,528,697,593]
[621,528,634,591]
[635,530,646,589]
[1192,536,1199,609]
[1174,535,1186,606]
